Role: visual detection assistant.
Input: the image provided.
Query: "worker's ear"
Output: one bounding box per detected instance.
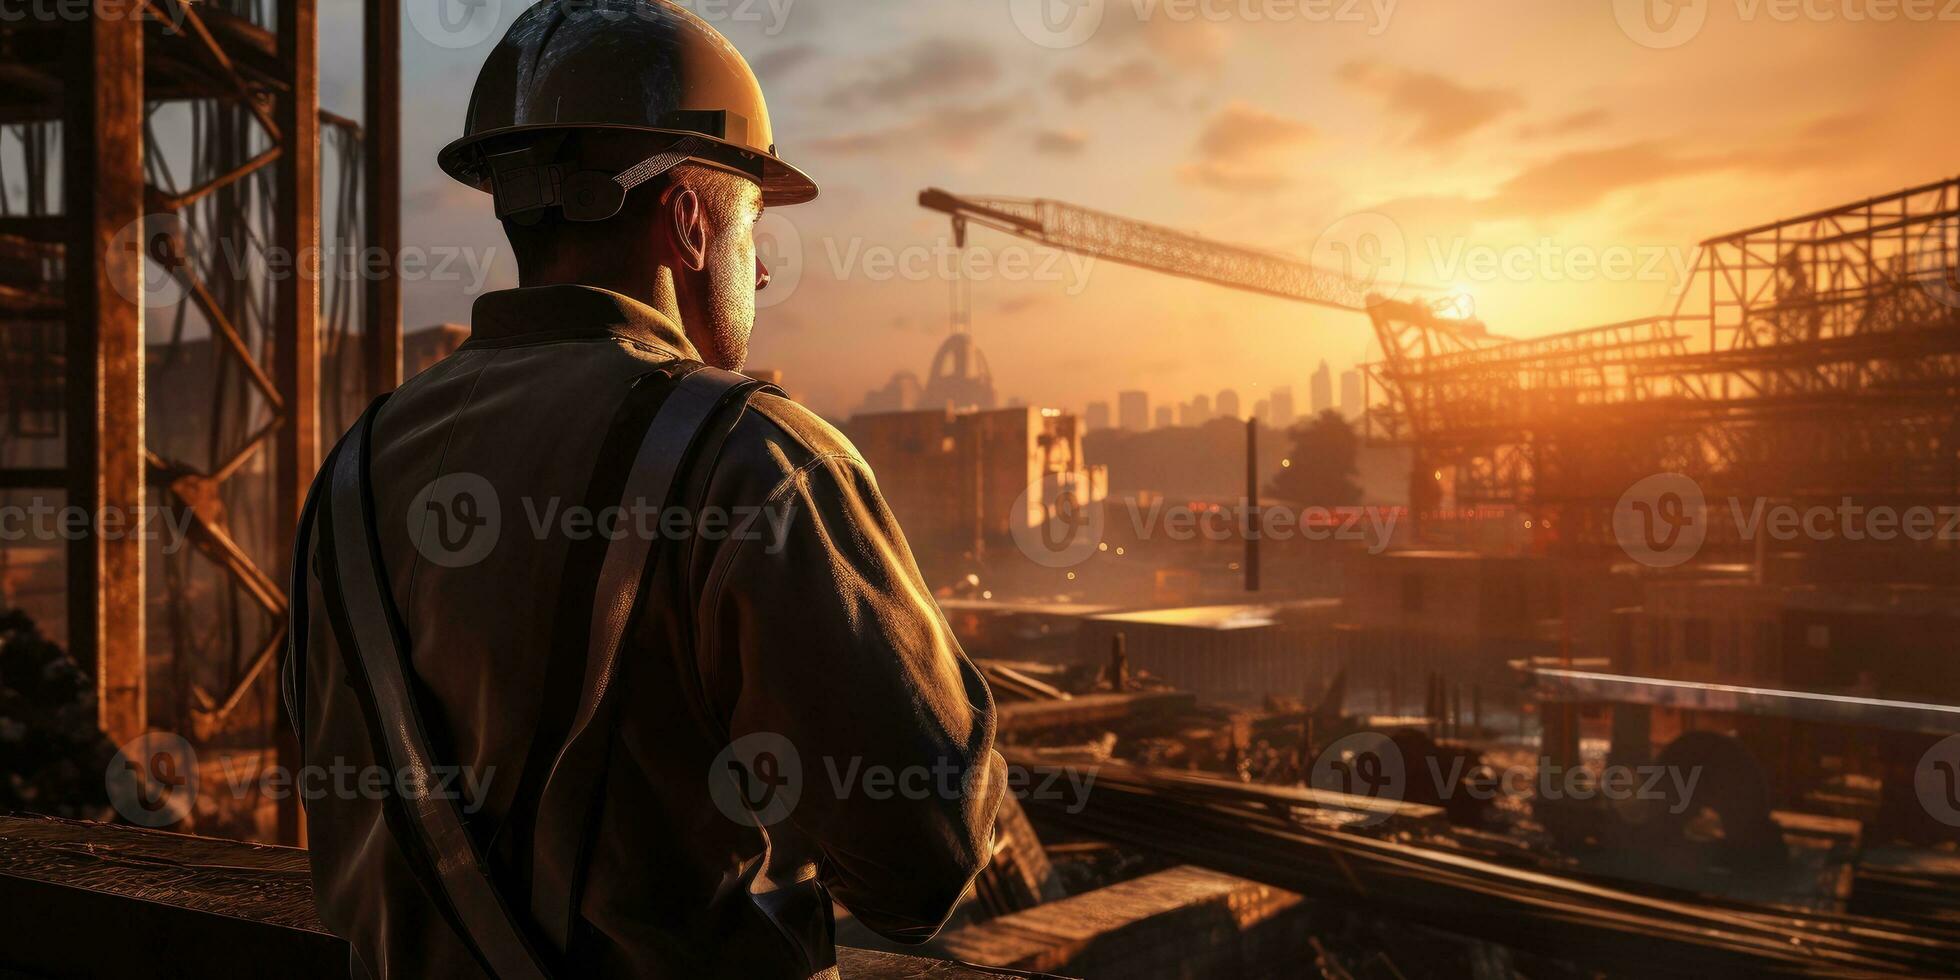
[663,183,710,273]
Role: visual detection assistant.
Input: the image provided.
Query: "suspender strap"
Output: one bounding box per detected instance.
[327,400,555,980]
[530,365,771,950]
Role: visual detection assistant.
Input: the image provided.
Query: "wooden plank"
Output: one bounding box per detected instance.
[997,691,1196,734]
[936,866,1306,979]
[0,816,1061,979]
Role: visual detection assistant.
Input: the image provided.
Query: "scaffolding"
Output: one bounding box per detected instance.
[0,1,401,841]
[1365,176,1960,550]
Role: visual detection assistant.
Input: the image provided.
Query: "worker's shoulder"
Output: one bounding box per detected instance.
[733,390,865,466]
[701,389,874,503]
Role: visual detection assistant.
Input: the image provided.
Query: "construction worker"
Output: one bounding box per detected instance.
[283,2,1004,977]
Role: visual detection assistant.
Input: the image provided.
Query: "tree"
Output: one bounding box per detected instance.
[1264,410,1361,506]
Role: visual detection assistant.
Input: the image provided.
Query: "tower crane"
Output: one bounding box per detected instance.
[917,189,1491,440]
[918,189,1496,513]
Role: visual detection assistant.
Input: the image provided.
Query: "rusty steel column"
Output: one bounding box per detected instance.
[63,5,147,746]
[363,0,402,394]
[274,0,321,846]
[274,0,322,573]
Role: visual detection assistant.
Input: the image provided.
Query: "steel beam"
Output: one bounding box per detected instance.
[363,0,401,394]
[62,5,147,746]
[272,0,320,846]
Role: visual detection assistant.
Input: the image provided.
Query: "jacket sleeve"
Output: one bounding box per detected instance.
[700,451,1006,943]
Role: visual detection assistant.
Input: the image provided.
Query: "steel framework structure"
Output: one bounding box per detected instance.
[1367,176,1960,547]
[0,2,400,839]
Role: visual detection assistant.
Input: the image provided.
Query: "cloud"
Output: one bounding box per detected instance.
[751,43,818,80]
[1338,61,1521,150]
[1033,129,1089,156]
[1367,141,1734,226]
[1194,102,1317,159]
[1516,108,1610,140]
[1482,142,1724,216]
[1054,58,1165,104]
[824,38,1000,109]
[807,100,1016,156]
[1178,102,1316,192]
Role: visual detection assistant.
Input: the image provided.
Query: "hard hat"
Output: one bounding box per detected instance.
[438,0,818,222]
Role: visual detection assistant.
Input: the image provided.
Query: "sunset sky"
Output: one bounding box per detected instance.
[317,0,1960,418]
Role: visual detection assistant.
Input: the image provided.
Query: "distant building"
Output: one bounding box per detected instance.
[857,371,924,415]
[1253,399,1271,427]
[1085,401,1111,431]
[1341,369,1363,420]
[1271,385,1296,429]
[1178,394,1215,428]
[1310,361,1333,415]
[922,333,997,412]
[1215,389,1241,421]
[845,406,1107,564]
[1154,406,1174,428]
[1118,390,1150,431]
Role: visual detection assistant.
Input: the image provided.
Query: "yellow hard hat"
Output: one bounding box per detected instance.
[438,0,818,221]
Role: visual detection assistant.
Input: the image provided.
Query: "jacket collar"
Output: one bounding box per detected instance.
[468,284,701,360]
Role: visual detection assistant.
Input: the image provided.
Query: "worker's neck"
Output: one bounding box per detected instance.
[518,262,687,333]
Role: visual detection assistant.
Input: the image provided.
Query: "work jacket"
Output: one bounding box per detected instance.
[286,284,1005,979]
